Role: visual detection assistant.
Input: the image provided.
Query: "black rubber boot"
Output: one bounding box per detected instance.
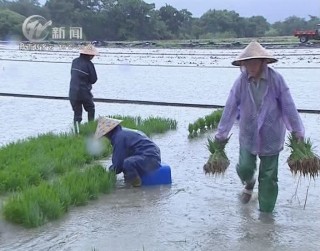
[88,110,95,122]
[73,121,80,134]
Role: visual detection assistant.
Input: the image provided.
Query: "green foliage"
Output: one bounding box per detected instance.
[0,132,111,193]
[188,123,194,135]
[243,16,270,37]
[206,136,230,154]
[1,0,319,40]
[188,109,223,138]
[0,115,176,227]
[264,28,280,37]
[272,16,308,36]
[3,183,65,227]
[200,9,245,38]
[203,136,231,176]
[0,8,25,39]
[3,165,116,227]
[159,5,192,37]
[286,133,320,178]
[197,118,206,130]
[110,115,177,137]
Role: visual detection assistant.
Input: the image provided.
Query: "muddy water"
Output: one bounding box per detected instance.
[0,100,319,251]
[0,46,320,250]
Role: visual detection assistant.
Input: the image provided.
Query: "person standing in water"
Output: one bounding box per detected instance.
[69,44,98,133]
[214,41,305,213]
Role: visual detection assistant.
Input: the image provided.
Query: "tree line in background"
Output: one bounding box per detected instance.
[0,0,319,41]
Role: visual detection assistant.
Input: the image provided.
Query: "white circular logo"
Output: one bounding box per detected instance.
[22,15,52,42]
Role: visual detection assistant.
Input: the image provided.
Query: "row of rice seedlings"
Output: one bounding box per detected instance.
[0,132,111,193]
[3,165,116,228]
[286,133,320,178]
[77,120,100,137]
[0,115,176,227]
[80,115,177,137]
[203,136,230,176]
[110,115,177,136]
[111,115,142,129]
[138,117,177,136]
[188,109,223,137]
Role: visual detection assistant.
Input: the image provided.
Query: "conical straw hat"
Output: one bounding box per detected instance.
[80,44,99,56]
[232,41,277,66]
[94,117,122,139]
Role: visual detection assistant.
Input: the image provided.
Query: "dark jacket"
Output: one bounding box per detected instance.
[107,125,161,172]
[69,54,97,100]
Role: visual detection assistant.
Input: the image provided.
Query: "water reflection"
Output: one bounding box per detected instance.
[236,202,278,251]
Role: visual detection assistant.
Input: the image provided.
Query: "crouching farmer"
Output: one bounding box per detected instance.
[95,117,161,187]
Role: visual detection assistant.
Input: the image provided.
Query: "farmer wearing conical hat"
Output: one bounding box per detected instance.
[69,44,99,133]
[95,117,161,187]
[214,41,305,213]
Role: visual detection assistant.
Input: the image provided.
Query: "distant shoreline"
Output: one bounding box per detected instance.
[14,40,320,50]
[2,36,320,50]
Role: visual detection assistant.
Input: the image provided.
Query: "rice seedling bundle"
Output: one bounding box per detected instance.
[286,133,320,178]
[203,137,230,176]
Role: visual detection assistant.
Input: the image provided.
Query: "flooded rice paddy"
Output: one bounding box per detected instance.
[0,44,320,251]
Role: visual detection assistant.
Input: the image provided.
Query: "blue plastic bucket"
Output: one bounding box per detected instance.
[141,163,172,186]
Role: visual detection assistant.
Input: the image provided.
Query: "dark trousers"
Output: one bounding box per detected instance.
[122,156,161,182]
[70,97,95,122]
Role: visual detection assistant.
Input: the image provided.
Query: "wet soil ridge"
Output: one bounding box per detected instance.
[1,93,319,114]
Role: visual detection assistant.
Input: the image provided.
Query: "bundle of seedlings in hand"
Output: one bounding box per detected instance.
[203,136,230,176]
[286,133,320,178]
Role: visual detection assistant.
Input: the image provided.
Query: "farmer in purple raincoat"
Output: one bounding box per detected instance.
[214,41,305,213]
[94,117,161,187]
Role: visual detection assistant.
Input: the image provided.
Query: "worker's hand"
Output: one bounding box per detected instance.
[109,165,116,172]
[215,137,228,144]
[109,165,122,174]
[214,135,231,149]
[292,132,304,142]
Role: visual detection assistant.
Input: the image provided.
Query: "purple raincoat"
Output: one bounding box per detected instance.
[215,66,305,156]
